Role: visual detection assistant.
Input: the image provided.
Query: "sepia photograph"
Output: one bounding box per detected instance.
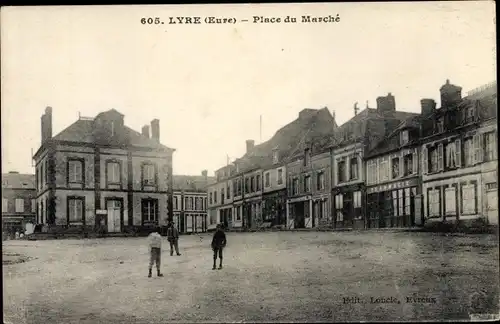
[1,2,498,323]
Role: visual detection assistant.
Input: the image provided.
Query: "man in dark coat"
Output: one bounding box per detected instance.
[211,224,227,270]
[166,222,181,256]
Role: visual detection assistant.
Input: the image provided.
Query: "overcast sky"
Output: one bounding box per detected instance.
[1,2,496,176]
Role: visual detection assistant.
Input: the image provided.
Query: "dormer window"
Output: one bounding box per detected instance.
[436,118,444,133]
[465,106,475,124]
[400,130,409,146]
[273,150,279,164]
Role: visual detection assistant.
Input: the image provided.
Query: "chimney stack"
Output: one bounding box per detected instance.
[376,93,396,114]
[41,106,53,143]
[440,79,462,108]
[420,99,437,116]
[246,139,255,153]
[141,125,150,138]
[202,170,208,177]
[151,119,160,142]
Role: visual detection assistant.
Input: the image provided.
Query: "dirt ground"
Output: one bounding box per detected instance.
[3,231,499,323]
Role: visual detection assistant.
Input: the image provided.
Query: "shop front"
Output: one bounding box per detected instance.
[366,177,420,228]
[332,183,365,229]
[262,189,287,226]
[286,195,312,229]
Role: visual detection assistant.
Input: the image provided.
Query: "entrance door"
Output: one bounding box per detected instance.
[106,200,122,233]
[486,188,498,225]
[295,202,305,228]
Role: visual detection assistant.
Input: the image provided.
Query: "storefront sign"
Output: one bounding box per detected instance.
[287,195,312,204]
[96,209,108,215]
[367,178,418,194]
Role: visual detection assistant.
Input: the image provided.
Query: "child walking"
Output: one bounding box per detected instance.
[147,226,164,278]
[211,224,227,270]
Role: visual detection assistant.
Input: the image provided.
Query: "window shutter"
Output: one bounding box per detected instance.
[412,150,418,174]
[422,146,428,174]
[345,158,350,181]
[455,139,461,167]
[438,144,444,171]
[477,133,484,163]
[472,134,479,165]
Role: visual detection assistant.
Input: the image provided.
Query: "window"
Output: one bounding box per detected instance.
[462,184,476,215]
[350,157,358,180]
[429,189,440,217]
[277,169,283,185]
[464,138,474,166]
[338,160,346,183]
[379,158,389,182]
[214,190,217,204]
[391,157,400,179]
[250,176,255,192]
[353,191,362,208]
[174,196,178,210]
[245,178,250,194]
[68,159,83,184]
[367,160,378,185]
[398,189,404,217]
[445,142,457,168]
[400,130,409,146]
[304,149,310,166]
[293,178,299,195]
[317,172,325,190]
[209,192,213,205]
[273,151,279,164]
[335,194,343,222]
[436,118,444,133]
[68,198,84,225]
[445,187,456,215]
[2,198,8,213]
[256,175,261,191]
[404,188,411,216]
[142,163,156,186]
[403,154,413,176]
[110,121,115,136]
[220,189,224,203]
[106,161,121,185]
[236,206,241,221]
[465,107,475,124]
[31,199,36,213]
[185,197,192,210]
[226,183,231,199]
[484,132,497,162]
[15,198,24,213]
[142,199,158,225]
[429,147,438,172]
[265,172,270,187]
[304,175,311,192]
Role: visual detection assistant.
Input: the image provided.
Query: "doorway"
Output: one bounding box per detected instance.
[486,186,498,225]
[294,202,305,228]
[106,199,122,233]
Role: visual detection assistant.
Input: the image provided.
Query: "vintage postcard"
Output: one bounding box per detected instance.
[1,2,498,323]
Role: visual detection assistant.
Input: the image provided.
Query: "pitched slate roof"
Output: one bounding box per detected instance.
[173,175,215,192]
[51,109,174,151]
[234,107,336,171]
[2,172,36,189]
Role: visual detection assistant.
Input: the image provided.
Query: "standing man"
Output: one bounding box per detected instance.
[211,224,227,270]
[147,226,164,278]
[166,221,181,256]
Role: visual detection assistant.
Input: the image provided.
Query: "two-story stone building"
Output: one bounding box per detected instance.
[421,80,497,227]
[172,171,214,234]
[365,115,422,228]
[2,172,36,236]
[32,107,175,233]
[331,96,419,230]
[207,164,236,230]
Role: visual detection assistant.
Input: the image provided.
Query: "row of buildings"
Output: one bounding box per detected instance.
[3,108,214,235]
[207,80,498,230]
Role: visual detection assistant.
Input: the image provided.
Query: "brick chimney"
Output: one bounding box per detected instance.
[420,99,436,116]
[376,93,396,114]
[141,125,150,138]
[151,119,160,142]
[246,139,255,153]
[440,79,462,108]
[41,106,53,143]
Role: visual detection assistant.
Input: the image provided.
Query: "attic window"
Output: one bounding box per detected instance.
[400,130,409,146]
[273,151,279,164]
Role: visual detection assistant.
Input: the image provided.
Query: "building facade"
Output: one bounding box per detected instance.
[2,172,37,235]
[421,80,498,227]
[32,107,175,233]
[172,171,214,234]
[365,116,422,228]
[261,149,287,227]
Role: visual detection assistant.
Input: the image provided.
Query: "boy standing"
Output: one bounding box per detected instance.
[147,226,164,278]
[166,221,181,256]
[211,224,227,270]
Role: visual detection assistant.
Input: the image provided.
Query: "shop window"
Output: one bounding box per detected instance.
[404,188,411,216]
[335,194,343,222]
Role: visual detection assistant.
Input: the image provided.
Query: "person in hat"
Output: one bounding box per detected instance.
[211,223,227,270]
[166,221,181,256]
[147,226,164,278]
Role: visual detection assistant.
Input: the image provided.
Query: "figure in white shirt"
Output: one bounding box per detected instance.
[147,226,164,278]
